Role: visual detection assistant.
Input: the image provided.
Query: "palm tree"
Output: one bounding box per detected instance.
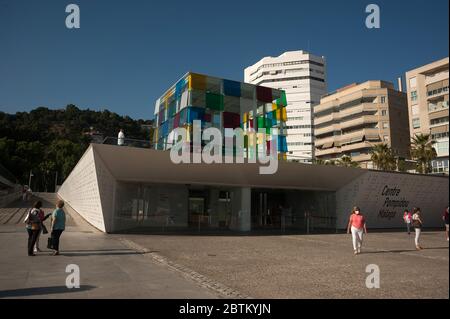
[410,134,437,174]
[313,159,325,165]
[337,155,359,168]
[370,143,396,171]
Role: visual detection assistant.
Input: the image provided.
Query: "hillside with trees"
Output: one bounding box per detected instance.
[0,104,153,191]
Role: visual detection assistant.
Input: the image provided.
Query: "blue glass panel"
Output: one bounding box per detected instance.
[223,79,241,97]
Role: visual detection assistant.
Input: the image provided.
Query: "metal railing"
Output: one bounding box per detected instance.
[102,137,153,149]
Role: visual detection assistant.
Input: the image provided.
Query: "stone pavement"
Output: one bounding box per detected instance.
[0,196,219,299]
[119,231,449,299]
[1,194,448,299]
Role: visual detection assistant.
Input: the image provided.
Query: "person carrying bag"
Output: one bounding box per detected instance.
[23,201,43,256]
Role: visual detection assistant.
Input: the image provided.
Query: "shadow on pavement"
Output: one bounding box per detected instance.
[0,285,96,298]
[31,249,141,257]
[61,251,141,257]
[363,246,449,254]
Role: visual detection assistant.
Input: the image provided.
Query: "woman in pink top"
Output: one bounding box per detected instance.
[346,206,368,255]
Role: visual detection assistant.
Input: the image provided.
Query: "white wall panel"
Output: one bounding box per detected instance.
[336,171,449,229]
[58,146,106,232]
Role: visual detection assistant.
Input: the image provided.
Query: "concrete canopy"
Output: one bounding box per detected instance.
[92,143,366,191]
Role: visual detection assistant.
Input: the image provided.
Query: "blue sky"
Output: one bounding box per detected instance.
[0,0,448,120]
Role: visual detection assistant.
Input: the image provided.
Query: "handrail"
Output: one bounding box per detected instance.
[101,137,153,149]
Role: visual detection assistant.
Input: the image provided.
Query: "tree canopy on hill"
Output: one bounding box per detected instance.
[0,104,153,191]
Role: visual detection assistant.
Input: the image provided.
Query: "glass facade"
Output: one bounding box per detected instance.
[153,72,289,159]
[113,182,337,233]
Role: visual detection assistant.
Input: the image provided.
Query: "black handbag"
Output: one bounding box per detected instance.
[42,224,48,234]
[47,237,53,249]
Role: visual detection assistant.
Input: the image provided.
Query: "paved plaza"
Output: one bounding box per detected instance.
[0,196,218,299]
[0,195,448,299]
[120,231,449,299]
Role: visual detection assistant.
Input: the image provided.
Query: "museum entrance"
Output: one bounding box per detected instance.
[188,187,233,231]
[251,188,337,232]
[251,189,286,229]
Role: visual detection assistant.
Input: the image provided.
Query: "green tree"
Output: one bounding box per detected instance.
[370,143,396,171]
[0,105,153,190]
[410,134,437,174]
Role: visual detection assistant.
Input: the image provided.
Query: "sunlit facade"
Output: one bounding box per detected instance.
[153,72,289,159]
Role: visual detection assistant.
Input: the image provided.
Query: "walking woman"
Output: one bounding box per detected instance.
[24,201,43,256]
[347,206,367,255]
[412,207,424,250]
[51,200,66,256]
[403,209,412,235]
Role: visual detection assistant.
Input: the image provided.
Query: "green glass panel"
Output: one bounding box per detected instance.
[206,92,224,111]
[257,116,265,129]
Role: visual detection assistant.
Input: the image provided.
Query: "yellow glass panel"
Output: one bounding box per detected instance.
[189,73,207,90]
[281,107,287,122]
[256,132,265,145]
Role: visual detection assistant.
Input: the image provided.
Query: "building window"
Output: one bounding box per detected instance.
[411,91,418,102]
[412,105,419,116]
[430,117,449,126]
[380,96,386,104]
[434,140,449,156]
[382,122,389,129]
[412,118,420,129]
[409,77,417,88]
[432,132,449,140]
[383,135,390,142]
[432,159,449,174]
[381,110,387,116]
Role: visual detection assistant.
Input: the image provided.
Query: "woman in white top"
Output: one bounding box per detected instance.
[412,207,424,250]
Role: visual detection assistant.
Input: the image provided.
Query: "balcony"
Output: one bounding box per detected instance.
[428,100,449,113]
[338,128,380,144]
[314,112,338,126]
[339,103,378,118]
[340,141,373,153]
[315,135,337,148]
[315,147,341,157]
[352,153,372,163]
[315,124,340,136]
[340,115,378,130]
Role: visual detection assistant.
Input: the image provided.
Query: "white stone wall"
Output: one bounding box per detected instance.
[58,146,106,232]
[93,150,116,232]
[336,171,449,229]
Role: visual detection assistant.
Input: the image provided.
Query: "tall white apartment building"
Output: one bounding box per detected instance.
[244,50,327,162]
